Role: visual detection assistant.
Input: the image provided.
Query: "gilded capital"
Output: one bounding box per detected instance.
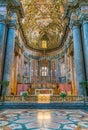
[70,13,80,29]
[80,5,88,24]
[7,11,18,29]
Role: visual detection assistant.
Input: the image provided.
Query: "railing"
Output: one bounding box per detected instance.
[0,95,88,104]
[50,96,88,103]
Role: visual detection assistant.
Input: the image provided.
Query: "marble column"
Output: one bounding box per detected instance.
[37,60,40,76]
[70,55,74,94]
[21,52,24,84]
[38,60,40,82]
[72,23,86,96]
[27,61,30,83]
[2,24,16,95]
[82,19,88,81]
[0,20,6,82]
[50,61,52,82]
[57,60,61,82]
[29,61,31,82]
[48,60,51,82]
[0,17,7,96]
[64,51,67,82]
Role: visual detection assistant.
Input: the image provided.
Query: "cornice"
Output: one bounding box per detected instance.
[24,49,66,61]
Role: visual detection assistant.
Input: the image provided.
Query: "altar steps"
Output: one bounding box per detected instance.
[0,102,88,110]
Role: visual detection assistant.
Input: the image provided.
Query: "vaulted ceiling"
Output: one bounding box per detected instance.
[20,0,67,51]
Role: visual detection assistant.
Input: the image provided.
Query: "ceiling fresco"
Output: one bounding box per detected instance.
[20,0,67,51]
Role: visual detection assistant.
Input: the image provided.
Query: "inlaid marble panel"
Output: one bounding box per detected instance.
[0,109,88,130]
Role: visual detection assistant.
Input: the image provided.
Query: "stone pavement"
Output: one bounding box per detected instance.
[0,109,88,130]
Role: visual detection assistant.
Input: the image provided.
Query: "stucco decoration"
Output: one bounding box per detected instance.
[19,0,67,51]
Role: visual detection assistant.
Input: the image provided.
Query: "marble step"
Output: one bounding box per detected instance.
[0,102,88,109]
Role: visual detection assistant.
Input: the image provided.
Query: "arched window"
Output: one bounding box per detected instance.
[41,66,48,76]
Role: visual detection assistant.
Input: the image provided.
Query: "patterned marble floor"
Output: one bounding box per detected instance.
[0,109,88,130]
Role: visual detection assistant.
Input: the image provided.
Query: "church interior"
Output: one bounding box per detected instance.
[0,0,88,129]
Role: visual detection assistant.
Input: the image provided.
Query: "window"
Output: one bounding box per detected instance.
[41,67,48,76]
[61,63,65,76]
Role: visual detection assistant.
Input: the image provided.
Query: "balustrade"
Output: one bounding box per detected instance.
[0,95,88,105]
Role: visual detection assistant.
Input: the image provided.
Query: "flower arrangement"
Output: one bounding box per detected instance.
[60,91,67,99]
[0,80,9,101]
[0,80,9,87]
[21,91,28,99]
[80,80,88,88]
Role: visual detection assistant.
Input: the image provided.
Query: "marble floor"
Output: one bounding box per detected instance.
[0,109,88,130]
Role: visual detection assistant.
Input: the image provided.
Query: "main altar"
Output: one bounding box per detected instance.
[35,89,53,95]
[35,89,53,103]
